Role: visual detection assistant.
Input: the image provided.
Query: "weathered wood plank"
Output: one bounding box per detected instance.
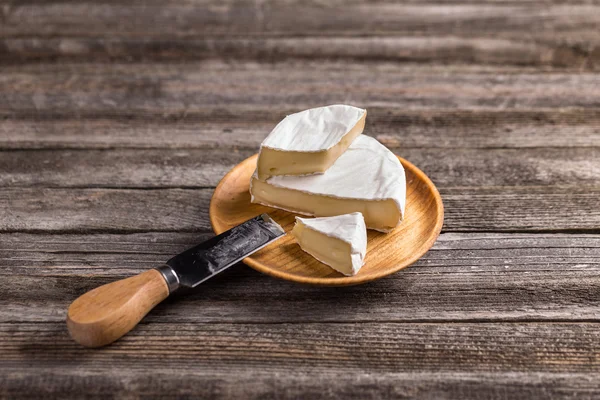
[3,1,593,37]
[0,115,273,150]
[2,2,599,68]
[2,232,600,323]
[3,36,596,69]
[4,2,598,40]
[1,322,599,374]
[2,2,598,398]
[0,149,254,188]
[1,62,599,113]
[2,369,599,400]
[1,186,599,233]
[0,188,212,233]
[1,147,599,188]
[2,109,600,150]
[443,186,600,232]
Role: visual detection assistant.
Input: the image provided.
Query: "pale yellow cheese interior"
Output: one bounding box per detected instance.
[257,112,366,180]
[251,177,401,232]
[291,222,354,275]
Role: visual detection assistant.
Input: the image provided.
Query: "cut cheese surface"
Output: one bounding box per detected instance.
[250,135,406,232]
[292,213,367,276]
[257,104,366,179]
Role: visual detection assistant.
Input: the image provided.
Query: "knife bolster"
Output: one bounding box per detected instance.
[155,265,181,293]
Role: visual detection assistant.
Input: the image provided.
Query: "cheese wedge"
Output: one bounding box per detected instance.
[292,213,367,276]
[250,135,406,232]
[257,104,366,179]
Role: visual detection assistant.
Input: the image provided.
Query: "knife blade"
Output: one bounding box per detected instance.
[159,213,286,291]
[66,214,285,348]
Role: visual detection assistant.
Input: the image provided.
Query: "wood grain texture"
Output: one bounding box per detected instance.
[1,322,600,398]
[3,36,598,70]
[4,1,599,39]
[2,1,599,69]
[2,0,600,397]
[0,148,254,188]
[2,186,600,233]
[2,370,599,400]
[1,62,600,114]
[210,155,443,285]
[443,186,600,232]
[67,269,169,347]
[0,188,214,233]
[2,109,600,150]
[2,232,600,323]
[3,322,600,373]
[1,147,599,188]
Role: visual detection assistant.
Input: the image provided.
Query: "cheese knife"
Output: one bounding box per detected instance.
[67,214,285,348]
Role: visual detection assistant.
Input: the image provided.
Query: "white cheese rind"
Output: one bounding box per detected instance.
[293,213,368,276]
[262,104,366,152]
[250,135,406,231]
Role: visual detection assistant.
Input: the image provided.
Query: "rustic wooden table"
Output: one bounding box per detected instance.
[1,1,600,399]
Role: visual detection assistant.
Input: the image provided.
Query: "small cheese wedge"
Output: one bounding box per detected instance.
[250,135,406,232]
[292,213,367,276]
[257,104,366,179]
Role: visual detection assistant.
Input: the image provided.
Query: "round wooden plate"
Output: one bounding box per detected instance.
[209,154,444,286]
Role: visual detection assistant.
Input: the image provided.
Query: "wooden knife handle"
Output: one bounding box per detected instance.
[67,269,169,348]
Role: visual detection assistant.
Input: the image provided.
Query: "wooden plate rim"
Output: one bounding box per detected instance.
[209,154,444,286]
